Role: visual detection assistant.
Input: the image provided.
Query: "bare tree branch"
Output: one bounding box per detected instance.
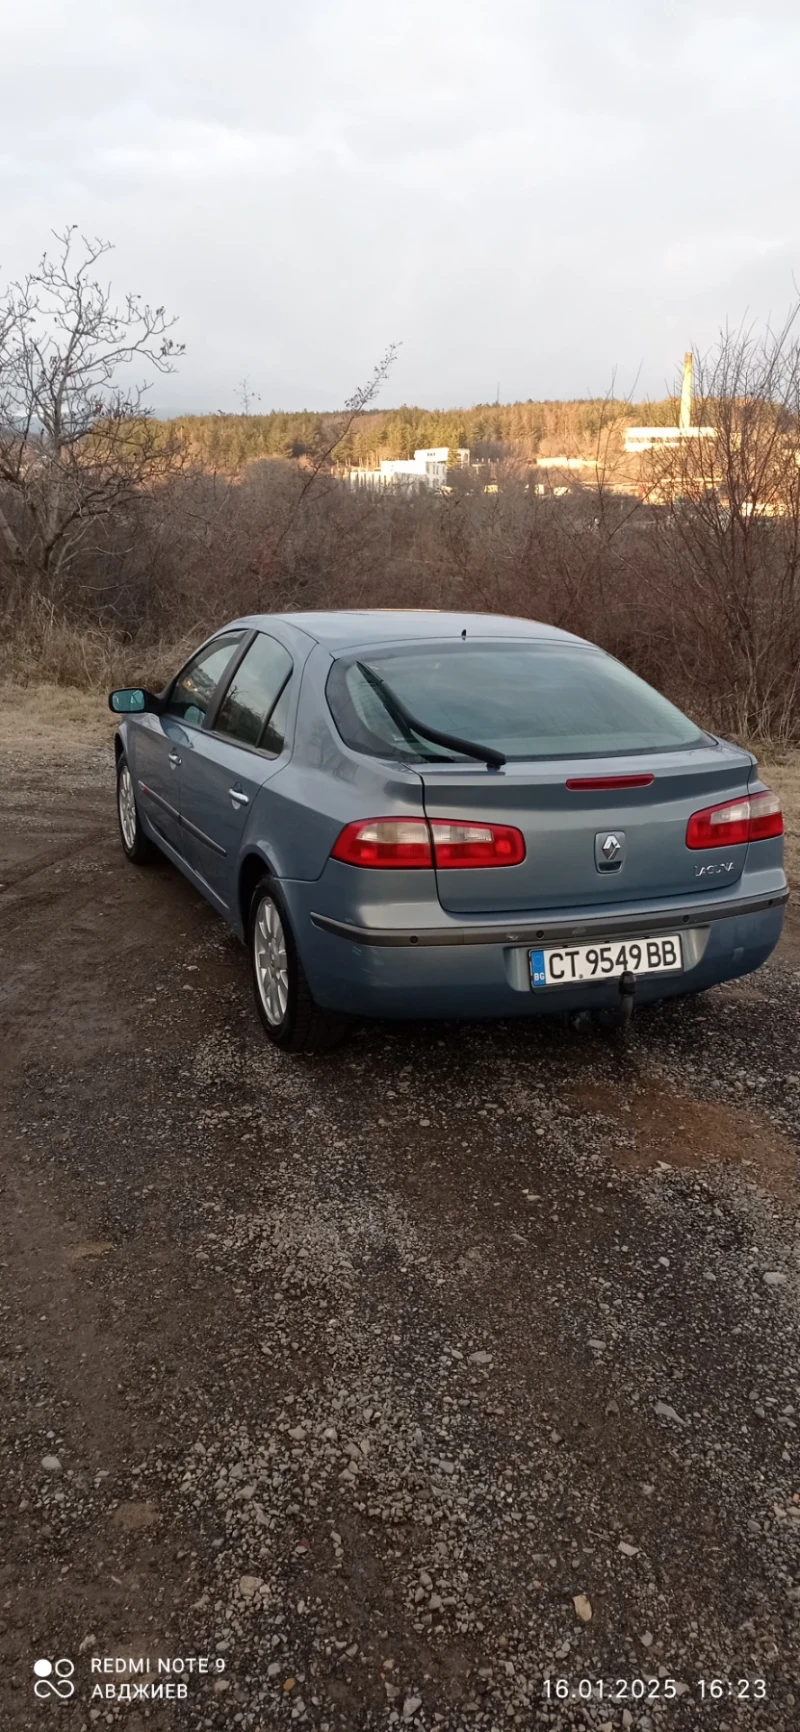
[0,227,184,608]
[260,344,400,598]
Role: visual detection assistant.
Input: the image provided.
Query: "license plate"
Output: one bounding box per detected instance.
[530,933,683,988]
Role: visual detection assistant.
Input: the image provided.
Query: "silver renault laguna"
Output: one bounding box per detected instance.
[110,610,787,1052]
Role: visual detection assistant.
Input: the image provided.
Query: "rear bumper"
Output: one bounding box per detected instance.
[309,885,788,948]
[286,879,788,1020]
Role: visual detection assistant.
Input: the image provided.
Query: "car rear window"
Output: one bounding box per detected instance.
[326,642,704,762]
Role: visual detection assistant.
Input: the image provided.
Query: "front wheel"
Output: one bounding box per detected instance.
[249,877,349,1054]
[116,754,159,864]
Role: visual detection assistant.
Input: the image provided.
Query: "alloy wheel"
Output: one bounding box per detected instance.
[254,896,289,1026]
[118,764,137,850]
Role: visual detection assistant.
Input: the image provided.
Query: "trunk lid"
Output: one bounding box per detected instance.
[421,741,754,914]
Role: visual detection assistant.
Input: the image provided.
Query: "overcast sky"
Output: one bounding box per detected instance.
[2,0,798,414]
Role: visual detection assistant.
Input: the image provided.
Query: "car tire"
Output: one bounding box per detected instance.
[249,875,350,1055]
[116,753,159,865]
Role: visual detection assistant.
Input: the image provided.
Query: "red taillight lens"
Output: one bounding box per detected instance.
[331,818,433,868]
[748,791,785,841]
[686,790,783,849]
[330,818,526,869]
[430,821,525,868]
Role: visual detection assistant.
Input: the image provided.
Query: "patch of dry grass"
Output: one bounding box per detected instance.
[7,613,195,697]
[0,682,115,752]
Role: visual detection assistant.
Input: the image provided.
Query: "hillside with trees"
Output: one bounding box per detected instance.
[150,394,683,472]
[3,229,800,745]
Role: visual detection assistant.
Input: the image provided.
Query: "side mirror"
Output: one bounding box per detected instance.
[108,688,159,714]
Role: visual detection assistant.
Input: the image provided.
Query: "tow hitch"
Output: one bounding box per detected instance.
[617,969,637,1029]
[593,969,637,1032]
[570,969,638,1034]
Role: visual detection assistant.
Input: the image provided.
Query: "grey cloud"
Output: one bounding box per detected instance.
[1,0,798,410]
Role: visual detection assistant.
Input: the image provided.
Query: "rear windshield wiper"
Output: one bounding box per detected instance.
[356,661,506,770]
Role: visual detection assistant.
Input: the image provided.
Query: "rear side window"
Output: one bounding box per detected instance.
[214,632,292,753]
[326,642,704,762]
[165,633,244,726]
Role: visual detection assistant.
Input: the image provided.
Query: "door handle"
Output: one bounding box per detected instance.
[229,787,249,807]
[169,751,181,768]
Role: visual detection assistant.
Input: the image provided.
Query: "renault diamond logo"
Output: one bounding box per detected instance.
[595,829,626,871]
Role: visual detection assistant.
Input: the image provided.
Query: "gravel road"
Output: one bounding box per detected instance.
[1,689,798,1732]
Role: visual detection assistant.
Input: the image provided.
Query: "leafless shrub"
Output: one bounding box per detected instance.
[4,285,800,747]
[0,227,184,617]
[628,314,800,740]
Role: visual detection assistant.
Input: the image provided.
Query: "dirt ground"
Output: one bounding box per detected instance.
[1,685,799,1732]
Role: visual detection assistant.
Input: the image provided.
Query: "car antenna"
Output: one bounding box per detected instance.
[461,627,467,639]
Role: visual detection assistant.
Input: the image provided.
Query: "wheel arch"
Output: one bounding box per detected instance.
[238,849,279,938]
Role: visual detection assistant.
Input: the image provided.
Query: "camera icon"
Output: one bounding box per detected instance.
[33,1658,76,1700]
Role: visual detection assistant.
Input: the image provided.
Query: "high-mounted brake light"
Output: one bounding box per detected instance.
[686,790,783,850]
[566,774,655,790]
[330,818,526,869]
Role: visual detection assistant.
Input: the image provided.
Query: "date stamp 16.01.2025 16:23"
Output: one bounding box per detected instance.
[541,1676,768,1708]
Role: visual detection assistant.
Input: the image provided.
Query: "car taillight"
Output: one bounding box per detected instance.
[330,818,526,869]
[429,821,526,868]
[686,790,783,849]
[331,818,433,868]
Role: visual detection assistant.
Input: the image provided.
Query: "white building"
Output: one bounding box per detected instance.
[536,456,600,471]
[625,352,715,454]
[347,447,469,494]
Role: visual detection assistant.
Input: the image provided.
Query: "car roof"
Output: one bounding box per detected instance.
[233,610,585,653]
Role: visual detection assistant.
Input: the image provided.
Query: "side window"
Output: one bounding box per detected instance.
[262,680,291,756]
[213,633,293,753]
[165,634,244,726]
